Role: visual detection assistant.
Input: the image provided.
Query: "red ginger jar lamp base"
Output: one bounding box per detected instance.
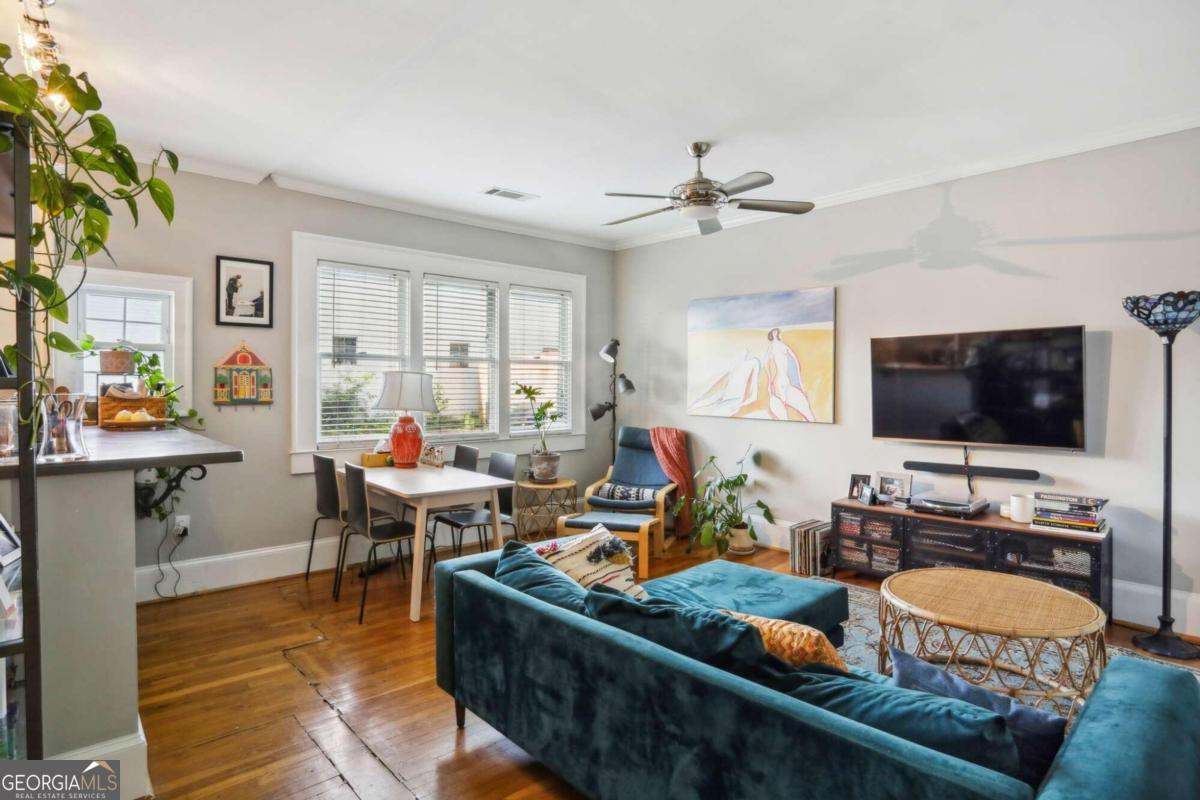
[389,415,423,468]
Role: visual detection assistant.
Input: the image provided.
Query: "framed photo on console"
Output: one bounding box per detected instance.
[216,256,274,328]
[874,471,913,499]
[847,473,871,499]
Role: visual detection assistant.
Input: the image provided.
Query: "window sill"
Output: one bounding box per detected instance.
[290,432,587,474]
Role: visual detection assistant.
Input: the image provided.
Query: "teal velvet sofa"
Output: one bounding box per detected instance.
[435,551,1200,799]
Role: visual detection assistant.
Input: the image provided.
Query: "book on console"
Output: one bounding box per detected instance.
[1034,492,1108,508]
[1030,519,1109,534]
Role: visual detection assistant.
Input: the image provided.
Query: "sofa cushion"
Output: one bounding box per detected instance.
[723,610,847,671]
[494,540,587,615]
[890,646,1066,787]
[535,527,648,600]
[584,584,788,679]
[643,559,849,635]
[780,670,1022,780]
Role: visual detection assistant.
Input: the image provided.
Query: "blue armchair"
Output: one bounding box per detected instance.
[584,426,677,533]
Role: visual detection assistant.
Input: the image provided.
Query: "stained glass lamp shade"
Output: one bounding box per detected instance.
[1123,289,1200,659]
[1122,290,1200,337]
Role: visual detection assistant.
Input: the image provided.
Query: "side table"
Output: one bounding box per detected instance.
[516,478,577,539]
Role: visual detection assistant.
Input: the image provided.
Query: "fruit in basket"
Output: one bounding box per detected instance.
[132,408,155,422]
[114,409,134,422]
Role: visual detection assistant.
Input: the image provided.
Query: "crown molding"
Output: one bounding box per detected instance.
[610,111,1200,250]
[270,174,614,251]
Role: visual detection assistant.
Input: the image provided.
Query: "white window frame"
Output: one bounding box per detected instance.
[290,231,586,475]
[52,266,194,409]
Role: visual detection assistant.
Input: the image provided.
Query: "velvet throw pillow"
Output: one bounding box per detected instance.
[536,526,648,600]
[493,541,587,615]
[889,646,1066,787]
[721,610,847,672]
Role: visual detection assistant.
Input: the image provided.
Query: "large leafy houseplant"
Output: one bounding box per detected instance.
[514,382,564,481]
[0,44,176,423]
[678,448,775,555]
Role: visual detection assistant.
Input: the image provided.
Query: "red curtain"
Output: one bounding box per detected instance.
[650,427,692,536]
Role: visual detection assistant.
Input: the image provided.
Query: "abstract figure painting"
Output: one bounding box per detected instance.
[687,288,834,423]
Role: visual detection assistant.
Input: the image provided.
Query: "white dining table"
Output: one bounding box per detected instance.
[344,463,515,621]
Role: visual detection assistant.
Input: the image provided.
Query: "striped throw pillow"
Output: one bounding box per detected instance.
[536,526,648,600]
[594,482,659,502]
[722,610,846,671]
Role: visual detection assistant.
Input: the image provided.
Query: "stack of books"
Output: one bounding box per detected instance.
[789,519,833,577]
[1031,492,1108,535]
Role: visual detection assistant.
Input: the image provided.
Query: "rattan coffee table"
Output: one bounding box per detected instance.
[879,568,1107,718]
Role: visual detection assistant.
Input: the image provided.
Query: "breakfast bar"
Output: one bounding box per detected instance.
[0,427,242,799]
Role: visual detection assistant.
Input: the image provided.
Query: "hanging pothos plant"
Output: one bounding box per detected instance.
[0,42,177,417]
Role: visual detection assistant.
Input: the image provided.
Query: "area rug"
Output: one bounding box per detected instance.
[831,578,1200,683]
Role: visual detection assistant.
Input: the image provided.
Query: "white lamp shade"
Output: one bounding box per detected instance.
[375,371,438,412]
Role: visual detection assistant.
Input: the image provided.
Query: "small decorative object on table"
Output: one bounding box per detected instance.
[216,256,274,327]
[39,391,89,461]
[374,371,438,468]
[419,443,445,468]
[873,471,913,500]
[847,473,871,499]
[856,483,877,505]
[1122,288,1200,660]
[360,452,391,468]
[681,446,774,556]
[514,382,563,482]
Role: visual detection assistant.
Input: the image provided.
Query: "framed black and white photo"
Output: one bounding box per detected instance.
[847,473,871,499]
[873,470,913,499]
[216,256,274,327]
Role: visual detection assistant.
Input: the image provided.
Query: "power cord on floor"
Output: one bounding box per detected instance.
[154,519,184,599]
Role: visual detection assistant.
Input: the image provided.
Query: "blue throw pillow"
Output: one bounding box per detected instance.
[583,584,791,678]
[889,646,1066,787]
[494,541,587,615]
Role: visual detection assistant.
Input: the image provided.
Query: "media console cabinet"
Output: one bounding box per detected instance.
[831,499,1113,617]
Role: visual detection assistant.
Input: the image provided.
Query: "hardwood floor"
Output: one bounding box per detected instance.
[137,543,1186,799]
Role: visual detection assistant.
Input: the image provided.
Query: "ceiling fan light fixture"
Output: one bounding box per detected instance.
[679,204,718,221]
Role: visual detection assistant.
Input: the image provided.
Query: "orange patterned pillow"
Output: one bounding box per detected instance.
[721,610,847,671]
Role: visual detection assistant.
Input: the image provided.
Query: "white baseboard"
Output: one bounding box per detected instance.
[50,716,151,800]
[1113,579,1200,638]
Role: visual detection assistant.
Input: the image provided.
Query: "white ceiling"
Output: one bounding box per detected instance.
[14,1,1200,249]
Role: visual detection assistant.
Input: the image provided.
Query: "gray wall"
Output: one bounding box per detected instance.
[615,129,1200,630]
[100,171,615,567]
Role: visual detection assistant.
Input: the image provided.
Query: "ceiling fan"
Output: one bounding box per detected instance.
[604,142,815,235]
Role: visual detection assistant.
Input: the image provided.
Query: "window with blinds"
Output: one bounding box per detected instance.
[509,286,573,434]
[422,274,499,438]
[79,288,172,397]
[318,261,408,443]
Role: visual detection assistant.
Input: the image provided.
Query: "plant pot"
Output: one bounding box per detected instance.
[99,349,136,374]
[725,526,756,557]
[530,451,560,482]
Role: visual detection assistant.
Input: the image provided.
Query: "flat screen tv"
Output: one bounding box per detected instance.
[871,325,1085,450]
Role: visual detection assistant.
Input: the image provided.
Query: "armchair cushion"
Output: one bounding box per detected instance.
[610,426,671,488]
[587,495,658,511]
[594,482,660,502]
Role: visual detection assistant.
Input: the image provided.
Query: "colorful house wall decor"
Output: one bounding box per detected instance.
[214,342,273,405]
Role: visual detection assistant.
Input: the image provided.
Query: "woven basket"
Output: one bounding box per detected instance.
[98,395,167,428]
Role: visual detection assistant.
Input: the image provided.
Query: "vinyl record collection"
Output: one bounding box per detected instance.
[790,519,834,576]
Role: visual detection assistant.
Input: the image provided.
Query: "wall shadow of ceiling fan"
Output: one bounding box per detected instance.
[816,183,1200,280]
[604,142,814,236]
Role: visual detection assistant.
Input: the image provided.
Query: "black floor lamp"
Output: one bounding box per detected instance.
[1123,290,1200,660]
[589,339,635,462]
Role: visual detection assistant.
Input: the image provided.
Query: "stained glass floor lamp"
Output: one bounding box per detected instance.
[1123,290,1200,659]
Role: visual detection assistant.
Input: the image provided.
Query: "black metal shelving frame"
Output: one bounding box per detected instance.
[0,112,43,759]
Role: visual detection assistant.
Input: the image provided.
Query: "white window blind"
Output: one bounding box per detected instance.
[422,274,498,438]
[318,260,409,443]
[79,288,171,397]
[509,286,573,434]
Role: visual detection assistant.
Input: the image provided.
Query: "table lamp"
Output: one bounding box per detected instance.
[375,371,438,468]
[1123,289,1200,659]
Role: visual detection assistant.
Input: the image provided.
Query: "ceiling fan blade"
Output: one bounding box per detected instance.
[605,192,677,199]
[698,217,723,236]
[604,206,674,226]
[733,199,815,214]
[719,171,773,196]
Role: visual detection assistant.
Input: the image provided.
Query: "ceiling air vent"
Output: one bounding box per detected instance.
[483,186,539,202]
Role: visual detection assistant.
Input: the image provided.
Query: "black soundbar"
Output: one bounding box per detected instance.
[902,460,1041,482]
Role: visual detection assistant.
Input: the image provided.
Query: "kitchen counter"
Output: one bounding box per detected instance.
[0,426,243,479]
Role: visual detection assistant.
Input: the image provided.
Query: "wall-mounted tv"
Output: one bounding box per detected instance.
[871,325,1085,450]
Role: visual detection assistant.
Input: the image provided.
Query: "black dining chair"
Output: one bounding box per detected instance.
[428,452,518,575]
[336,463,421,624]
[306,454,344,581]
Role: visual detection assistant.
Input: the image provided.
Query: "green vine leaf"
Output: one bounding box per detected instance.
[46,331,82,353]
[148,177,174,223]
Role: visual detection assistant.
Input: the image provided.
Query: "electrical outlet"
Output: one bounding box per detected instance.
[174,514,191,536]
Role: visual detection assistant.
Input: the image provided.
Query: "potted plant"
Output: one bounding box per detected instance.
[678,448,774,556]
[514,383,563,482]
